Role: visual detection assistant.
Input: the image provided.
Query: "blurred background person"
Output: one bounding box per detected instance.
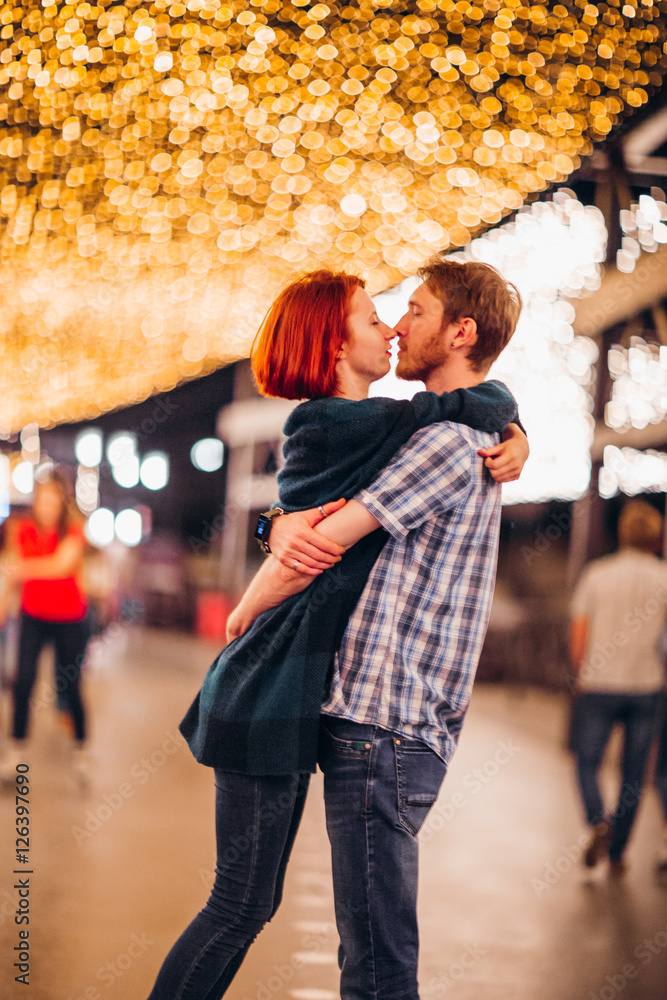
[657,705,667,873]
[569,499,667,875]
[53,540,117,735]
[0,469,91,784]
[0,517,18,718]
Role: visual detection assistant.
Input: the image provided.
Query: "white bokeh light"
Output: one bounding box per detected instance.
[76,465,99,514]
[111,454,140,488]
[140,452,169,490]
[12,460,34,495]
[605,338,667,432]
[617,194,667,271]
[599,445,667,498]
[86,507,115,547]
[372,191,606,504]
[115,508,142,547]
[191,438,224,472]
[106,431,136,466]
[340,194,367,217]
[154,51,173,73]
[75,428,103,467]
[0,454,9,519]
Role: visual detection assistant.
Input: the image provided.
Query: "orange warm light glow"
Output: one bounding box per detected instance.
[0,0,665,431]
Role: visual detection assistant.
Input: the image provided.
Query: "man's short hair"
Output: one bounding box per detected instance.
[618,499,663,553]
[417,258,522,372]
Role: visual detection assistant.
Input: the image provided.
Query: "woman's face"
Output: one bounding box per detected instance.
[33,482,65,529]
[339,287,395,386]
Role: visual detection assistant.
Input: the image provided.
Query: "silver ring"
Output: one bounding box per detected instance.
[318,505,328,518]
[293,560,300,571]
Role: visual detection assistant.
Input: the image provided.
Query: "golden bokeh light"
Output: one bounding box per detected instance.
[1,0,666,431]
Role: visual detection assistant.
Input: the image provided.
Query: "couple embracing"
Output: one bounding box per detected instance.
[148,257,527,1000]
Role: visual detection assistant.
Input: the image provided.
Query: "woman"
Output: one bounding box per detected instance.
[148,269,527,998]
[0,469,90,781]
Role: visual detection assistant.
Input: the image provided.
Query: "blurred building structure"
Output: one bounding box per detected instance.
[216,360,295,594]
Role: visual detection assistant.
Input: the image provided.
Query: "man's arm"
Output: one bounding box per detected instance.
[226,500,380,641]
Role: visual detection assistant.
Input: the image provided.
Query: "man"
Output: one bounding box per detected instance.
[228,258,523,999]
[569,499,667,875]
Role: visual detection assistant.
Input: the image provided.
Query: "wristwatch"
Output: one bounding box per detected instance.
[254,507,285,554]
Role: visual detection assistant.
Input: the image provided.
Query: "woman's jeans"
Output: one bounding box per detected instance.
[571,691,660,860]
[147,769,310,1000]
[13,612,89,741]
[318,717,448,1000]
[656,695,667,820]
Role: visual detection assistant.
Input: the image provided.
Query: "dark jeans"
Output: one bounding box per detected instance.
[147,769,309,1000]
[318,717,448,1000]
[13,612,89,741]
[657,696,667,821]
[571,691,660,860]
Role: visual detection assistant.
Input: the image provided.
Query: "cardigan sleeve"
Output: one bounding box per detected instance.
[277,381,520,511]
[406,379,520,434]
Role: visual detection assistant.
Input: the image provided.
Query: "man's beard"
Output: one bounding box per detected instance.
[395,325,451,381]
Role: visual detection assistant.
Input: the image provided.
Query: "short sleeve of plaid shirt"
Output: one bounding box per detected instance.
[354,423,477,540]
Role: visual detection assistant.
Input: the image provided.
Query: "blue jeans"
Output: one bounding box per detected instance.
[318,717,448,1000]
[147,769,309,1000]
[571,692,660,860]
[656,695,667,820]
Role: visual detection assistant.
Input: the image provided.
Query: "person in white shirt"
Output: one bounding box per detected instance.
[570,499,667,874]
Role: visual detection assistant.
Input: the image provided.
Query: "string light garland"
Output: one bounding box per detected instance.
[0,0,665,432]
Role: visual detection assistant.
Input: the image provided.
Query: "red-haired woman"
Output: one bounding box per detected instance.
[0,470,90,782]
[148,269,527,999]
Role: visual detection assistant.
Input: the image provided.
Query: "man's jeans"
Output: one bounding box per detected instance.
[571,691,660,860]
[319,716,448,1000]
[147,769,309,1000]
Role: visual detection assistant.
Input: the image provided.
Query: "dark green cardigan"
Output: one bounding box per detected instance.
[180,382,519,775]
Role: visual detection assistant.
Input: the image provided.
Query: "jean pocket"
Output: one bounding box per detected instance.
[394,741,447,836]
[319,720,374,760]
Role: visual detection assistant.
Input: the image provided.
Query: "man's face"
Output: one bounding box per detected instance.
[395,282,452,382]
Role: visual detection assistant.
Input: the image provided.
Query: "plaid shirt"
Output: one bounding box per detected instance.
[322,422,502,764]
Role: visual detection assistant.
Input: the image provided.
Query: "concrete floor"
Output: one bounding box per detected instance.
[0,625,665,1000]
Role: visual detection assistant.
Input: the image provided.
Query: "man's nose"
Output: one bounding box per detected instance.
[395,313,409,336]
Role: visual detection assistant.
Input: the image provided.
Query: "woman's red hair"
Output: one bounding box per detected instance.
[251,269,365,399]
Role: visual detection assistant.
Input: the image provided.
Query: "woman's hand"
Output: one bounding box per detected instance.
[478,423,529,483]
[269,499,347,575]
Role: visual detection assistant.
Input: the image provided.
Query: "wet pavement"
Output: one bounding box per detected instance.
[0,625,665,1000]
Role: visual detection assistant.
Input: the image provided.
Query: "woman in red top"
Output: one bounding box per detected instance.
[2,469,89,775]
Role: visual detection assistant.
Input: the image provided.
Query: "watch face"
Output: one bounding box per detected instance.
[254,516,270,542]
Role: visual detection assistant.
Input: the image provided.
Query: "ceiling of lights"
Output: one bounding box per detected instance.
[1,0,666,432]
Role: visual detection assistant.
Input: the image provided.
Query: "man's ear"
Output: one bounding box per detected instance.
[450,317,477,351]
